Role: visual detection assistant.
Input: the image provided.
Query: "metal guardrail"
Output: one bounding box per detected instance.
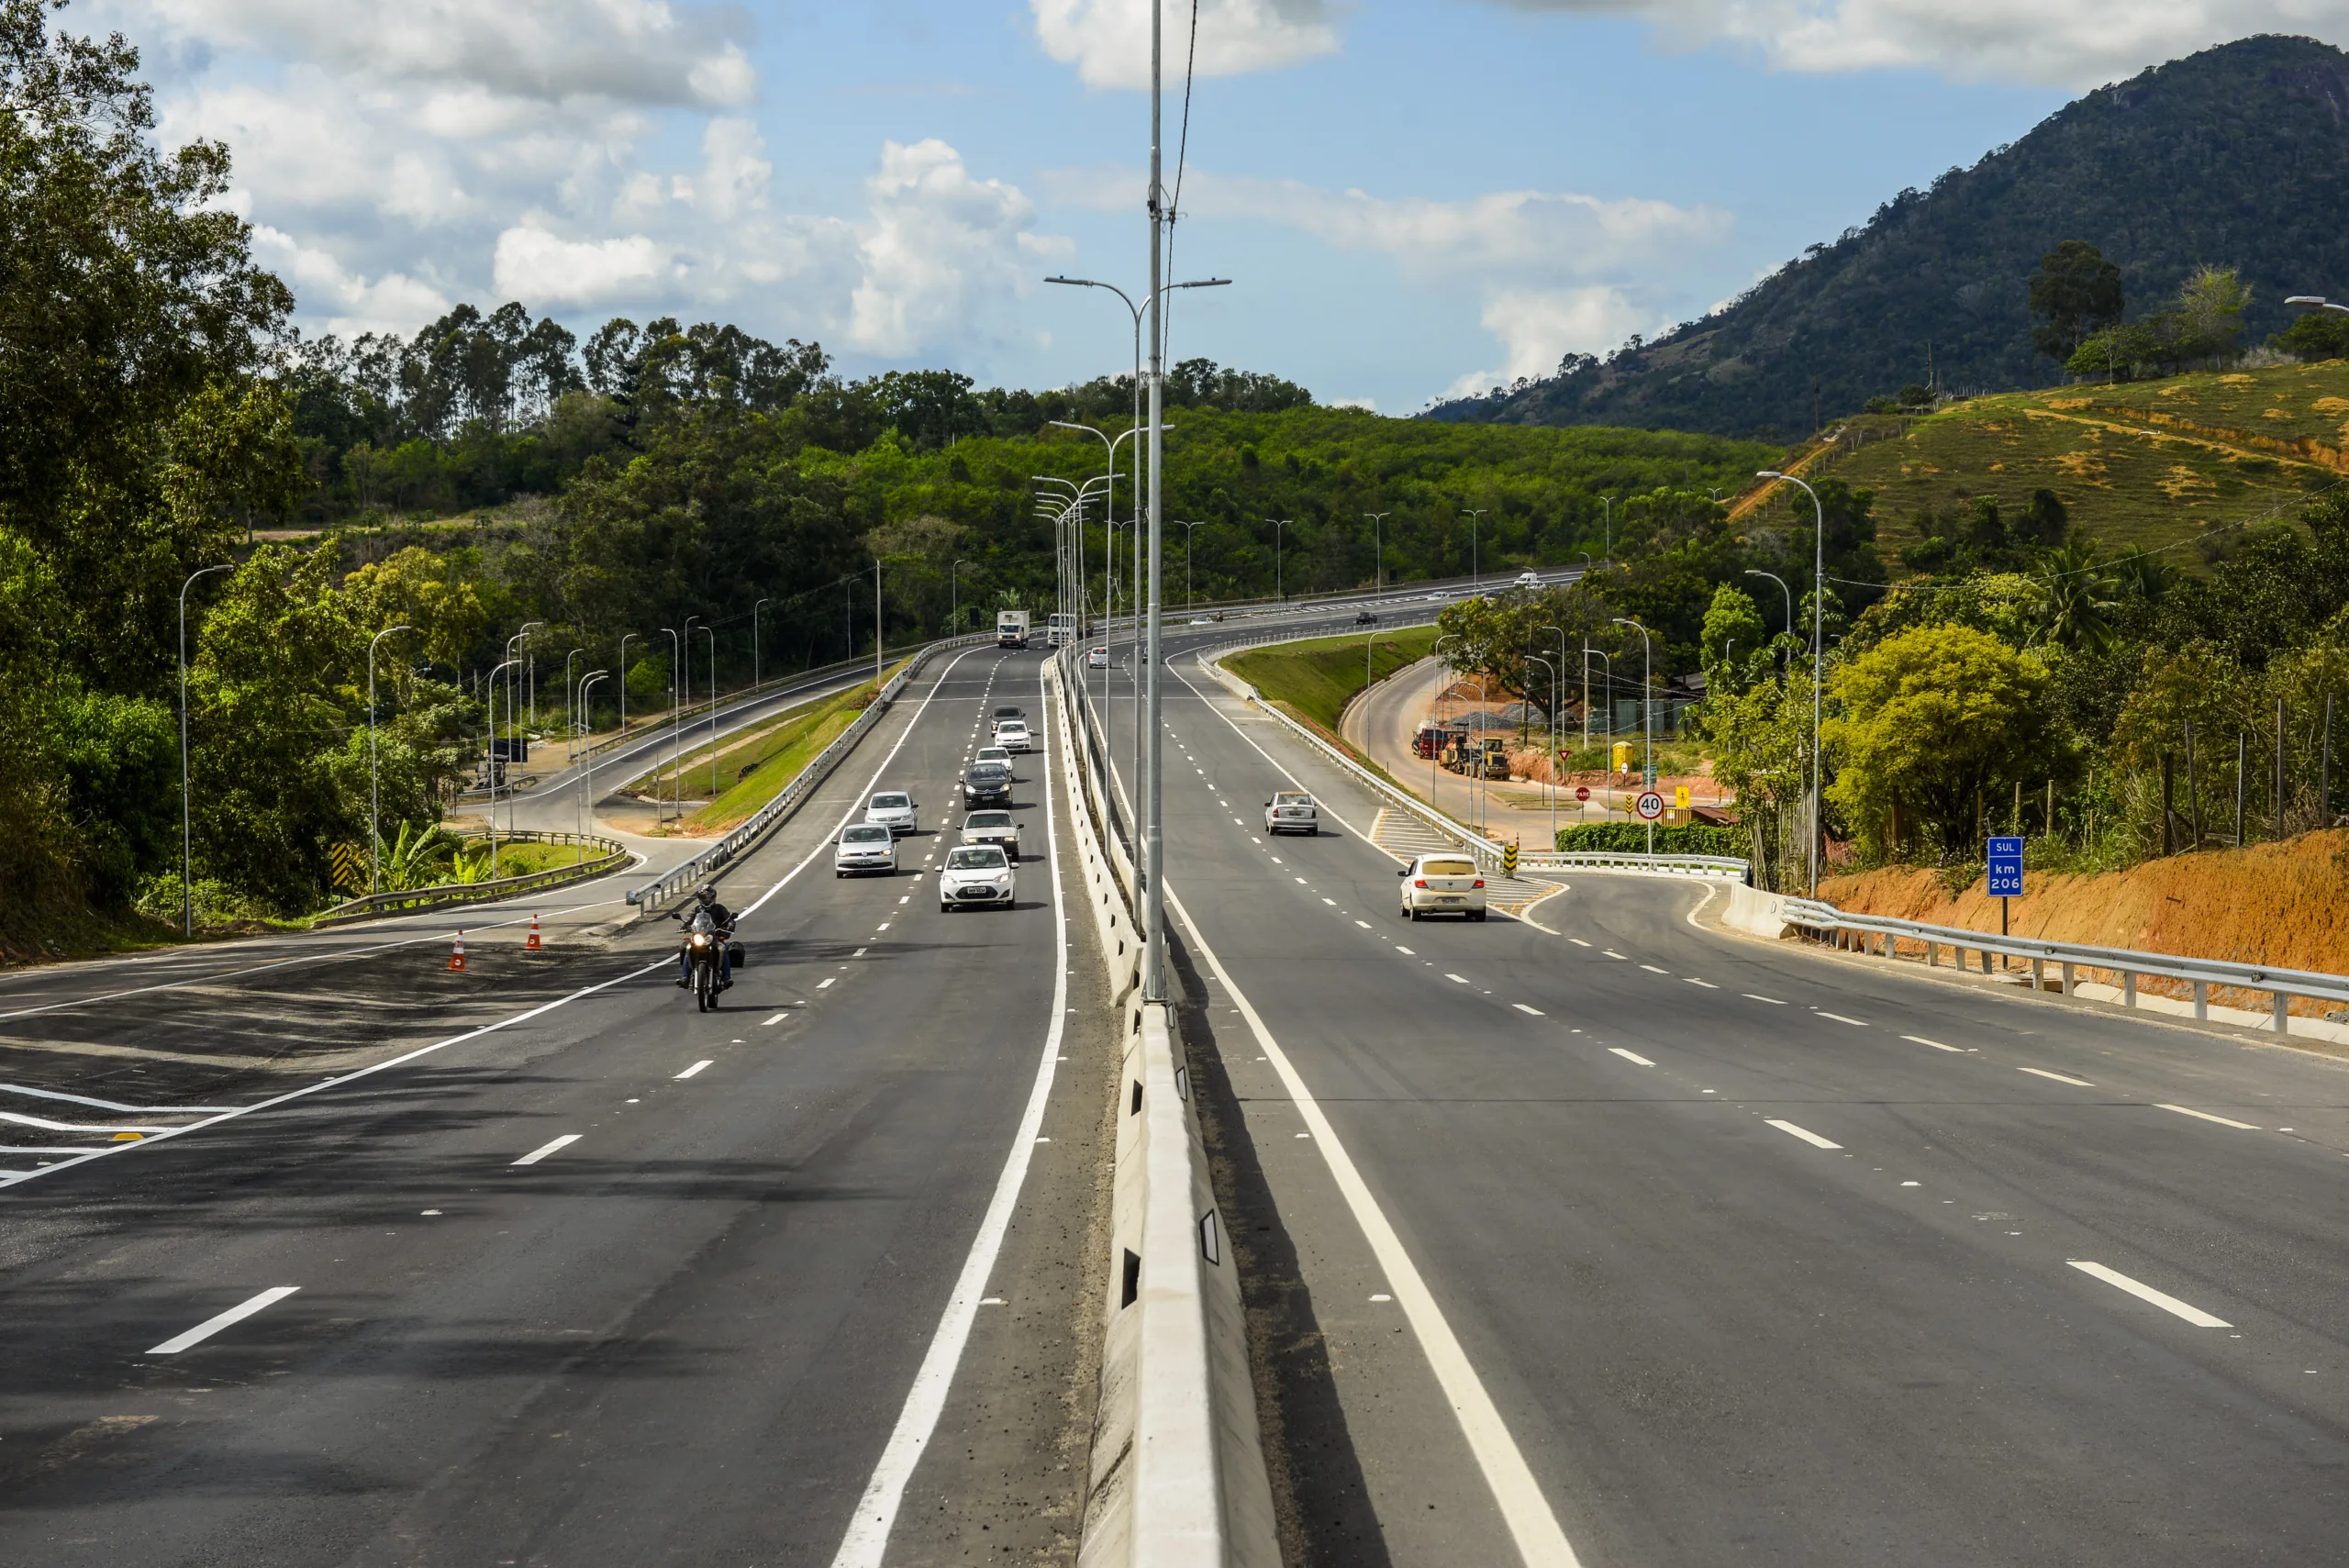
[622,634,991,912]
[1525,851,1750,879]
[314,831,630,925]
[1778,896,2349,1031]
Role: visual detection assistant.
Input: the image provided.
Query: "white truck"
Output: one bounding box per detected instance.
[996,610,1030,649]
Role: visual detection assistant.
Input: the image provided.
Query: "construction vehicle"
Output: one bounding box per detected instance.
[1476,736,1511,780]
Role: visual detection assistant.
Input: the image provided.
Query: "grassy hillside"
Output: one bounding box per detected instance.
[1767,358,2349,564]
[1226,626,1440,734]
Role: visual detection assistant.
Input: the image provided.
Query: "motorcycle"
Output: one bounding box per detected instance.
[673,907,733,1012]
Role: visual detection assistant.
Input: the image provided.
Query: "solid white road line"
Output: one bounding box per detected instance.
[147,1286,301,1355]
[676,1061,713,1080]
[1743,993,1784,1005]
[1685,978,1719,989]
[1165,883,1586,1568]
[2021,1067,2095,1087]
[1765,1118,1842,1150]
[1903,1034,1964,1052]
[1639,964,1667,974]
[1609,1048,1654,1066]
[1817,1011,1868,1027]
[828,659,1074,1568]
[2067,1260,2232,1328]
[1568,938,1591,948]
[512,1134,581,1166]
[2157,1103,2261,1130]
[0,1109,171,1134]
[0,1083,239,1114]
[0,960,670,1190]
[1514,1004,1545,1016]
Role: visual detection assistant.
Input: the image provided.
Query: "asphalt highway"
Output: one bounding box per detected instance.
[0,646,1119,1566]
[1108,630,2349,1567]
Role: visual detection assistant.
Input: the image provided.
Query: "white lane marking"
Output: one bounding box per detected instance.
[828,660,1074,1568]
[1817,1011,1868,1027]
[1164,884,1585,1568]
[1355,920,1373,929]
[512,1134,581,1166]
[1321,897,1337,906]
[1395,946,1415,955]
[2157,1103,2260,1130]
[1743,993,1784,1005]
[1513,1004,1544,1016]
[1445,973,1470,984]
[147,1286,301,1355]
[763,1012,787,1025]
[1903,1034,1963,1052]
[898,895,910,905]
[0,1084,239,1115]
[0,1109,171,1134]
[1684,978,1719,989]
[817,977,836,989]
[676,1061,713,1080]
[1766,1118,1842,1150]
[1568,938,1591,948]
[2067,1261,2232,1328]
[1294,876,1308,884]
[1639,964,1668,974]
[2021,1067,2095,1087]
[0,961,669,1190]
[875,922,891,931]
[1609,1048,1654,1066]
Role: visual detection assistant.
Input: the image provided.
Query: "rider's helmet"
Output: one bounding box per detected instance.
[695,885,718,908]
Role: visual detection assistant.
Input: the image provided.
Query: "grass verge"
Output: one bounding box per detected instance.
[675,669,903,833]
[1225,625,1440,733]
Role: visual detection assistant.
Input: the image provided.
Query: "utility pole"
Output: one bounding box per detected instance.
[1142,0,1168,1003]
[874,558,883,687]
[178,562,234,935]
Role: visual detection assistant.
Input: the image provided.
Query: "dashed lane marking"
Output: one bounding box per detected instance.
[1765,1118,1842,1150]
[818,977,836,989]
[1904,1034,1964,1052]
[148,1286,301,1355]
[2157,1103,2260,1131]
[1744,994,1784,1005]
[2067,1261,2232,1329]
[1817,1011,1868,1026]
[2021,1067,2095,1087]
[1513,1004,1544,1016]
[1609,1048,1653,1066]
[677,1061,713,1079]
[512,1133,581,1166]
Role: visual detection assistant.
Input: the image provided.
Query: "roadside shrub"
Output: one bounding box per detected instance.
[1553,822,1749,856]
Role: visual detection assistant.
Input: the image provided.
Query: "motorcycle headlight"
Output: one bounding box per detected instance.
[691,934,708,946]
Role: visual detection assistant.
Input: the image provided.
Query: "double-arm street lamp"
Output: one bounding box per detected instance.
[1612,617,1654,857]
[1755,469,1827,895]
[1365,511,1389,593]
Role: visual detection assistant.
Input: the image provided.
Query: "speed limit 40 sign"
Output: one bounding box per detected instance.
[1634,790,1664,821]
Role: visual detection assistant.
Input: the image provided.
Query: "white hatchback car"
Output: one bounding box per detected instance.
[1087,645,1110,668]
[1398,853,1486,921]
[939,844,1016,911]
[864,790,918,836]
[1514,570,1542,588]
[996,718,1033,752]
[834,822,896,877]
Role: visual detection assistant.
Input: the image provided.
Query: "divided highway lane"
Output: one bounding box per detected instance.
[0,647,1117,1567]
[1114,648,2349,1567]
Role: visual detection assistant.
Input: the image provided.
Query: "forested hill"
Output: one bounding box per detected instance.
[1430,35,2349,440]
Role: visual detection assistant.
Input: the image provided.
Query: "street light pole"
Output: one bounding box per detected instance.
[1434,634,1461,816]
[1756,470,1827,895]
[368,623,417,894]
[1530,653,1558,852]
[753,598,771,689]
[1744,568,1794,665]
[1272,517,1291,599]
[484,657,520,882]
[1178,520,1203,611]
[1365,511,1389,592]
[618,632,640,743]
[1613,617,1654,858]
[177,562,234,934]
[1462,508,1487,587]
[951,562,970,637]
[662,627,683,825]
[703,625,720,799]
[562,647,585,764]
[577,672,610,860]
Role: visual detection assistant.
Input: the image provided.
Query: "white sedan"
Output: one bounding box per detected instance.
[1397,853,1486,921]
[939,844,1016,911]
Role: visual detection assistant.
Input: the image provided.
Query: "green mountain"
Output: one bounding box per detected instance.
[1431,35,2349,439]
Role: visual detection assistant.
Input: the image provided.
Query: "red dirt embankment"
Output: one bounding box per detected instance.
[1821,830,2349,984]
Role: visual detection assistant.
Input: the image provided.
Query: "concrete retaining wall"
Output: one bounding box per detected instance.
[1724,881,1791,939]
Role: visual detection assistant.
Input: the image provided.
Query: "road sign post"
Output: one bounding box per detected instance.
[1987,834,2024,945]
[1635,788,1664,859]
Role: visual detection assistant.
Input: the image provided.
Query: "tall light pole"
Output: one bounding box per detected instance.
[562,647,585,763]
[1541,620,1567,769]
[1613,617,1654,857]
[1744,568,1794,663]
[1601,495,1616,559]
[1462,508,1487,587]
[1530,653,1558,852]
[951,561,971,637]
[1586,646,1611,766]
[662,627,683,825]
[577,672,610,860]
[874,557,883,687]
[702,624,720,800]
[368,623,417,893]
[1756,470,1827,895]
[1434,633,1461,814]
[1178,520,1203,611]
[177,562,234,934]
[1271,517,1291,599]
[618,632,640,742]
[484,657,520,881]
[1365,511,1389,592]
[752,597,772,688]
[682,614,702,822]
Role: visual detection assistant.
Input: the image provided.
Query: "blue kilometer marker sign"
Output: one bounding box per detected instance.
[1987,835,2025,898]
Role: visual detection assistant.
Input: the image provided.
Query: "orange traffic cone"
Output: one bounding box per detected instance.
[449,930,466,972]
[525,914,542,951]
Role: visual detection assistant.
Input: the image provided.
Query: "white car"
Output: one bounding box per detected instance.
[961,809,1020,857]
[1264,791,1319,836]
[834,823,897,876]
[1424,591,1443,602]
[996,718,1033,752]
[864,790,918,836]
[939,844,1016,911]
[975,744,1016,778]
[1513,571,1542,588]
[1087,645,1109,668]
[1398,853,1486,921]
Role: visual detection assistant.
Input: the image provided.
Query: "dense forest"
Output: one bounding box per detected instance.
[1432,35,2349,439]
[0,0,1773,945]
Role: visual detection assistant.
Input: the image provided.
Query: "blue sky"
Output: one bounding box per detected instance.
[83,0,2347,411]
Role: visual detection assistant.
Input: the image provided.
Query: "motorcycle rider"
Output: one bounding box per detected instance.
[674,885,734,990]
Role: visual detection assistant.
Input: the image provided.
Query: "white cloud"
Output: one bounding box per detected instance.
[1031,0,1340,89]
[851,139,1070,357]
[251,225,451,338]
[1444,286,1653,398]
[494,225,675,305]
[1494,0,2349,89]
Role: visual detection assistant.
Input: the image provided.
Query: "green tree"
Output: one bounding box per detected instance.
[1823,624,2052,856]
[1701,673,1812,890]
[2175,263,2254,361]
[2029,239,2125,363]
[1699,582,1766,694]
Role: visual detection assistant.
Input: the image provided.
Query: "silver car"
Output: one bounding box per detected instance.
[939,844,1016,911]
[974,744,1017,779]
[864,790,918,836]
[961,810,1020,858]
[834,822,896,877]
[1398,853,1486,921]
[1264,791,1319,836]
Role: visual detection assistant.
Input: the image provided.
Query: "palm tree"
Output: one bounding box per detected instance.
[2110,545,2176,605]
[2035,536,2120,651]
